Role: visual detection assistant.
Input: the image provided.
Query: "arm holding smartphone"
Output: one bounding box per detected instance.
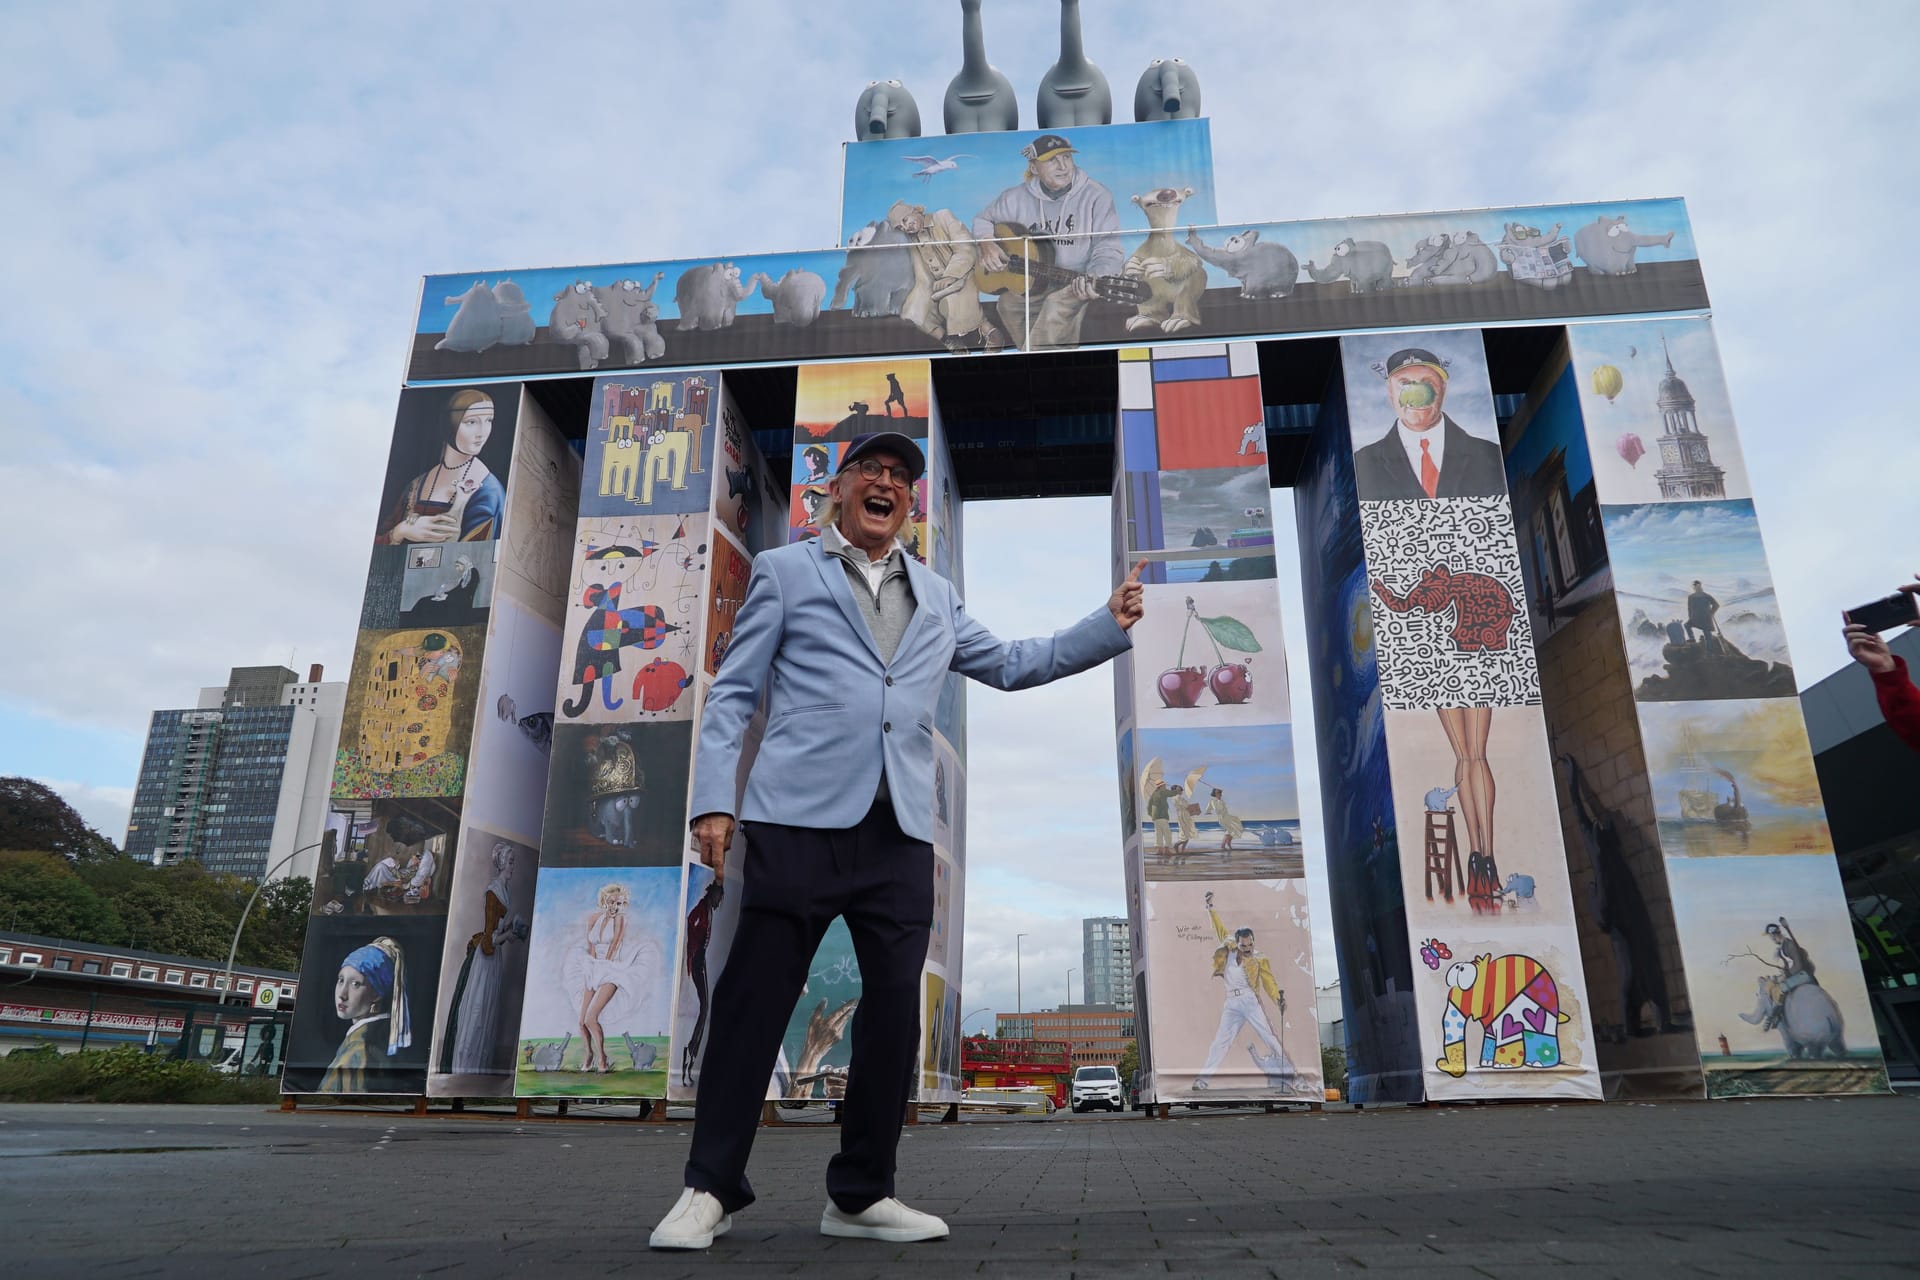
[1844,572,1920,753]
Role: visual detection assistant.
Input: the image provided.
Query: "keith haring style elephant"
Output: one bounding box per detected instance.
[1370,564,1518,652]
[1438,952,1571,1077]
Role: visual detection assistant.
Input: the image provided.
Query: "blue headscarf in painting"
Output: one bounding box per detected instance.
[341,936,411,1057]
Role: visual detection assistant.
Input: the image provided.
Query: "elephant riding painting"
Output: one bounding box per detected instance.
[1664,857,1888,1097]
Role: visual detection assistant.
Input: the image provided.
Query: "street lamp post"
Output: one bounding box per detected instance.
[1066,967,1076,1012]
[222,840,326,1006]
[963,1006,992,1036]
[1015,933,1028,1037]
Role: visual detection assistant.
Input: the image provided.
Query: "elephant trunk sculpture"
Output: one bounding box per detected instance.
[944,0,1019,133]
[1036,0,1112,127]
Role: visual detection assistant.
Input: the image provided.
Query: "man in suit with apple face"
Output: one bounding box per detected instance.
[1351,347,1507,501]
[651,431,1145,1250]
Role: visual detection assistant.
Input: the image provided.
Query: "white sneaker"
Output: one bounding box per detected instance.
[820,1197,949,1242]
[649,1187,732,1249]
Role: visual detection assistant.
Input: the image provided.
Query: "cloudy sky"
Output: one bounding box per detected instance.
[4,1,1915,1027]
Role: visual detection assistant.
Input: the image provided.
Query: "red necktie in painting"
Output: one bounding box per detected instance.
[1420,439,1439,498]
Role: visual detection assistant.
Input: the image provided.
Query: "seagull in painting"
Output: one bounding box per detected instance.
[902,154,973,183]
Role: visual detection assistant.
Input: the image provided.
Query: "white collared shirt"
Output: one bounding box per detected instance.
[1397,420,1445,486]
[822,523,901,596]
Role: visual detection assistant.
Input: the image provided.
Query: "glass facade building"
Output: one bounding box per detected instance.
[1082,916,1133,1010]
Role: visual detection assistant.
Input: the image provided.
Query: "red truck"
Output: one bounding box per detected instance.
[960,1035,1073,1111]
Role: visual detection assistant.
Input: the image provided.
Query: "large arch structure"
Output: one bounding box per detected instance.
[283,117,1886,1109]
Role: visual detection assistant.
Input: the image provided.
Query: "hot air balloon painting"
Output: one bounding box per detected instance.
[1616,434,1647,468]
[1591,364,1624,403]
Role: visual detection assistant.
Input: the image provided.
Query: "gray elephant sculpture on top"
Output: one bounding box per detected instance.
[549,281,610,370]
[1739,974,1846,1059]
[1305,238,1393,294]
[855,80,921,140]
[832,221,915,317]
[1574,215,1674,276]
[944,0,1018,133]
[1186,228,1296,298]
[1036,0,1111,127]
[1134,58,1201,121]
[594,273,666,364]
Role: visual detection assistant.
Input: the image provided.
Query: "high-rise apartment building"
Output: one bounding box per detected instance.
[124,665,345,883]
[1082,916,1133,1010]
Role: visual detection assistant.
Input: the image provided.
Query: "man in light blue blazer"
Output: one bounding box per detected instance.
[652,431,1144,1250]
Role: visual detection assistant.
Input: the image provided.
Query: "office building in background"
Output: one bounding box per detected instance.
[124,665,344,883]
[1082,916,1133,1010]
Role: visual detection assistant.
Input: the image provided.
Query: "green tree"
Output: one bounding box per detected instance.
[0,851,122,940]
[1320,1043,1348,1098]
[0,777,118,861]
[237,877,311,971]
[1116,1039,1139,1085]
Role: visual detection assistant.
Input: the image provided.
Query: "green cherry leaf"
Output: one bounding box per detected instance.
[1200,615,1262,653]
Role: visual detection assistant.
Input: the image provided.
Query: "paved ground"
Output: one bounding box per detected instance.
[3,1095,1919,1277]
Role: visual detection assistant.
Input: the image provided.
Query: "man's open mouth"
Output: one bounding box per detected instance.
[864,496,895,518]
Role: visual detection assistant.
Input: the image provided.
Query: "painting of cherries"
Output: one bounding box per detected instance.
[1157,597,1261,709]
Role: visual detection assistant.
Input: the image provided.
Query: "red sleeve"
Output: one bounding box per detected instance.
[1871,655,1920,752]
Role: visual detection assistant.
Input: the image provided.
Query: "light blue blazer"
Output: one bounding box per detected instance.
[690,537,1131,843]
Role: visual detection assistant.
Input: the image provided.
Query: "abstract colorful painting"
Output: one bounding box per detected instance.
[556,516,707,723]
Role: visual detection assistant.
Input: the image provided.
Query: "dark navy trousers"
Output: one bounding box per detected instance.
[683,800,934,1213]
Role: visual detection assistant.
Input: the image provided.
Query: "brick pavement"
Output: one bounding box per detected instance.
[2,1095,1917,1277]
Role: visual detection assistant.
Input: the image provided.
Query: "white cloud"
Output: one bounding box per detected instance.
[38,779,136,846]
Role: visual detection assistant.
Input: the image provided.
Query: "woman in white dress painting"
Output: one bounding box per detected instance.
[560,882,663,1074]
[445,843,528,1075]
[1206,786,1247,850]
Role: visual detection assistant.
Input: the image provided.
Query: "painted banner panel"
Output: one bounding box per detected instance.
[1338,329,1601,1102]
[1292,370,1419,1103]
[1113,342,1319,1105]
[287,381,535,1097]
[404,192,1706,381]
[1503,343,1702,1098]
[1547,317,1885,1097]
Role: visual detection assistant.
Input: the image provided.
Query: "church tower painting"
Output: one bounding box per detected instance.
[1652,333,1727,499]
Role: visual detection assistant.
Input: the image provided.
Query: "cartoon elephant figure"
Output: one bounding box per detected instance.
[1497,222,1573,290]
[594,274,667,365]
[548,282,610,371]
[1438,952,1570,1076]
[1305,238,1393,293]
[1574,215,1674,276]
[1186,228,1297,298]
[1370,564,1518,652]
[1406,232,1498,286]
[674,263,751,331]
[1739,974,1846,1059]
[437,280,502,353]
[832,221,916,317]
[493,280,536,346]
[749,269,827,327]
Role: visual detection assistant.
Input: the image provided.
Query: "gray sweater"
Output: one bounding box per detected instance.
[820,525,918,803]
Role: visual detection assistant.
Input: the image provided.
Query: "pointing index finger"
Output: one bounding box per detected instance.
[1127,559,1147,585]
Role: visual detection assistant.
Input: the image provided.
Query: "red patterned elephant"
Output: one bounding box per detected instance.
[1370,564,1516,652]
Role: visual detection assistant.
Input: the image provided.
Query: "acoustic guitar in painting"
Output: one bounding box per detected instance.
[971,222,1150,305]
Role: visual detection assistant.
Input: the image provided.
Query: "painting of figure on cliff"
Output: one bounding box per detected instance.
[1602,500,1795,702]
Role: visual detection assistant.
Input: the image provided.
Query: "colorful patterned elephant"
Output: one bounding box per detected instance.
[1438,952,1570,1076]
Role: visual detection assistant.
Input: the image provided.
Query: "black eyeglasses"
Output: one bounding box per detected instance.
[848,457,913,488]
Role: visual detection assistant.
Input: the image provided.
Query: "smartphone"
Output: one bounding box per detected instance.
[1845,592,1920,633]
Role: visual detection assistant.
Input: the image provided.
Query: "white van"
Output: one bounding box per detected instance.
[1070,1064,1124,1113]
